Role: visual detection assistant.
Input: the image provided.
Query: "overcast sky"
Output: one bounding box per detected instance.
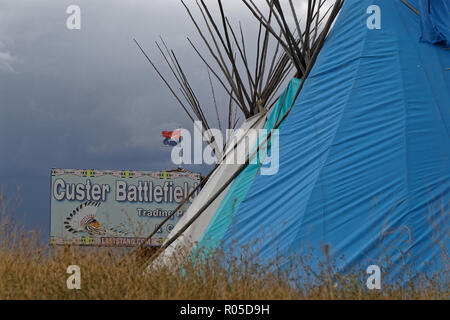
[0,0,250,233]
[0,0,310,234]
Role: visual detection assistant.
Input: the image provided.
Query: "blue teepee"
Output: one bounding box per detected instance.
[190,0,449,279]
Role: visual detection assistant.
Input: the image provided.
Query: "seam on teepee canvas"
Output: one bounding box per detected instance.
[286,0,372,255]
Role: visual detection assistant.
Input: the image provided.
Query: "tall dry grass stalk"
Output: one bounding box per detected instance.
[0,190,448,300]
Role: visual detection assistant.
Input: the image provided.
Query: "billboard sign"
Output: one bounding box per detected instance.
[50,169,201,247]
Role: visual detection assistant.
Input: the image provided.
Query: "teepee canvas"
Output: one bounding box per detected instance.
[145,0,343,267]
[188,0,449,279]
[152,78,302,267]
[148,0,449,281]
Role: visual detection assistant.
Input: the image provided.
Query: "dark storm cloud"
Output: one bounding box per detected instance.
[0,0,296,231]
[0,0,258,175]
[1,0,193,174]
[0,0,258,231]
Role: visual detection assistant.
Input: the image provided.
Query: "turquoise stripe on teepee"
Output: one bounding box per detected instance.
[193,78,302,255]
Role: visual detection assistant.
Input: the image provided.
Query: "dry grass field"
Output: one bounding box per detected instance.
[0,191,448,300]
